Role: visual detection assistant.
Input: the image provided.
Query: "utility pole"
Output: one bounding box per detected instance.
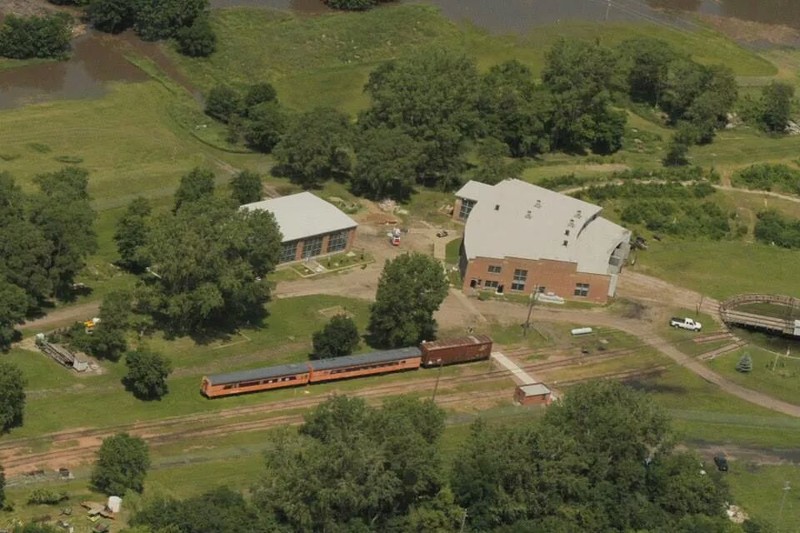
[431,359,444,402]
[523,285,538,337]
[604,0,612,21]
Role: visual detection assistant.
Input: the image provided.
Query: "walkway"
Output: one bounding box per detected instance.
[490,351,538,386]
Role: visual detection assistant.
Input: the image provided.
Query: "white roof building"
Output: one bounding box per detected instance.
[457,179,630,276]
[241,192,357,243]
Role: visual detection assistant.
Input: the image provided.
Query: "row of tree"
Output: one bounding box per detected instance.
[0,168,97,351]
[114,382,754,532]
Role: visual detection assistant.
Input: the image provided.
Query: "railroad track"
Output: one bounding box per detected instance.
[1,345,669,477]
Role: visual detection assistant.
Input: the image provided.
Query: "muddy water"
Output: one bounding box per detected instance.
[0,31,148,109]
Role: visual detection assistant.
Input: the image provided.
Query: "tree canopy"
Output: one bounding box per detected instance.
[452,380,730,531]
[311,314,360,359]
[91,433,151,495]
[758,81,794,133]
[140,198,282,334]
[351,127,422,201]
[367,252,449,348]
[0,13,72,60]
[229,170,263,205]
[124,349,173,400]
[274,108,352,188]
[0,360,25,432]
[114,197,153,272]
[173,167,216,212]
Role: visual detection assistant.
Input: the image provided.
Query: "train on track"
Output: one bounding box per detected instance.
[201,335,493,398]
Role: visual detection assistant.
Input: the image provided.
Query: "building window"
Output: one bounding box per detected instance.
[511,269,527,291]
[574,283,590,297]
[302,235,324,258]
[459,199,476,220]
[484,280,499,289]
[537,286,546,293]
[280,241,298,263]
[326,230,349,253]
[488,265,501,274]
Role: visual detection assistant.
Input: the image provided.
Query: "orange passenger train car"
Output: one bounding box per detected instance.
[201,362,311,398]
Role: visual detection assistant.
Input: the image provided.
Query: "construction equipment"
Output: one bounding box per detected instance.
[35,333,89,372]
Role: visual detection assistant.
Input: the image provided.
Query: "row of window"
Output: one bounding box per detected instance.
[475,277,592,297]
[279,230,350,263]
[328,360,405,375]
[222,374,301,389]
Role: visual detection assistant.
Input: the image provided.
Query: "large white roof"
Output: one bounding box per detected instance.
[241,192,357,242]
[458,179,630,275]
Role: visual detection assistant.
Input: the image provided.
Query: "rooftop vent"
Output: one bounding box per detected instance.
[562,240,568,247]
[576,209,583,219]
[534,199,542,208]
[495,204,500,211]
[568,219,575,228]
[525,210,532,219]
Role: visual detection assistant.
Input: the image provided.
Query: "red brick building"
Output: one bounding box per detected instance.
[242,192,357,264]
[514,383,553,406]
[454,180,630,304]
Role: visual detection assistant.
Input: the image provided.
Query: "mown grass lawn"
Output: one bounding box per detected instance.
[709,345,800,407]
[727,463,800,530]
[633,240,800,300]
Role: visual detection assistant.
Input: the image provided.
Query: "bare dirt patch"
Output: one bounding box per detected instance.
[700,14,800,49]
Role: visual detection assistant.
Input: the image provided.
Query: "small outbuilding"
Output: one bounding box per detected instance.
[241,192,358,264]
[514,383,553,406]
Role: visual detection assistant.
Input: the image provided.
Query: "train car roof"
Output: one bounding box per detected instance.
[311,347,422,371]
[420,335,492,350]
[206,362,310,386]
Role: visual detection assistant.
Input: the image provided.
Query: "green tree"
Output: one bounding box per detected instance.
[311,314,360,359]
[274,108,352,187]
[663,123,697,167]
[326,0,377,10]
[87,0,135,33]
[759,81,794,133]
[619,37,676,106]
[736,352,753,373]
[0,277,29,352]
[243,82,278,110]
[175,15,216,57]
[87,290,132,361]
[229,170,262,205]
[142,198,281,334]
[0,173,53,310]
[351,126,422,201]
[132,0,208,41]
[204,85,241,124]
[114,197,152,272]
[124,349,173,400]
[362,49,480,188]
[367,253,448,348]
[0,360,26,432]
[0,13,72,60]
[242,102,288,154]
[29,167,97,299]
[478,59,552,157]
[542,39,624,152]
[469,137,524,185]
[91,433,150,495]
[173,167,215,212]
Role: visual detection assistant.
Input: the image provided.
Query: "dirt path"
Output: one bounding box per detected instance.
[21,302,101,331]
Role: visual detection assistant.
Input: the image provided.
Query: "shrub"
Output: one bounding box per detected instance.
[27,489,68,505]
[0,13,72,60]
[174,15,216,57]
[311,315,360,359]
[754,210,800,249]
[736,353,753,373]
[733,164,800,195]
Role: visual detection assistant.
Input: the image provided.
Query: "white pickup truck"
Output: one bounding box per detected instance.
[670,317,702,331]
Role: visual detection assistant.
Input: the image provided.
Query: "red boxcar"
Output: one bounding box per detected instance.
[419,335,493,367]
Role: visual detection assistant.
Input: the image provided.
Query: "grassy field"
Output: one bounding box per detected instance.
[167,5,775,116]
[633,240,800,300]
[709,346,800,406]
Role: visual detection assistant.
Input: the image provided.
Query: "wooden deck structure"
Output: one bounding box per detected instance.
[719,294,800,337]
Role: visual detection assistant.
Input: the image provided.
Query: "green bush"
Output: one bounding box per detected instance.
[754,210,800,249]
[732,164,800,195]
[0,13,72,60]
[27,488,68,505]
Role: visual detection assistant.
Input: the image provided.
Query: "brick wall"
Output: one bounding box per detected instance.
[461,255,612,303]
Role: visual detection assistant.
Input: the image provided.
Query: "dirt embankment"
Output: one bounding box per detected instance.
[0,0,61,17]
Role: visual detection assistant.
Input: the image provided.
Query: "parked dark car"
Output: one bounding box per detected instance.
[714,453,729,472]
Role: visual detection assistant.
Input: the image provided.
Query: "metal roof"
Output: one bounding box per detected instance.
[206,362,310,386]
[241,192,357,243]
[455,180,493,201]
[311,347,422,371]
[460,179,630,276]
[518,383,552,396]
[420,335,491,350]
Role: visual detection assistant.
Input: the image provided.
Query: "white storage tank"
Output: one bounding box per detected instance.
[107,495,122,513]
